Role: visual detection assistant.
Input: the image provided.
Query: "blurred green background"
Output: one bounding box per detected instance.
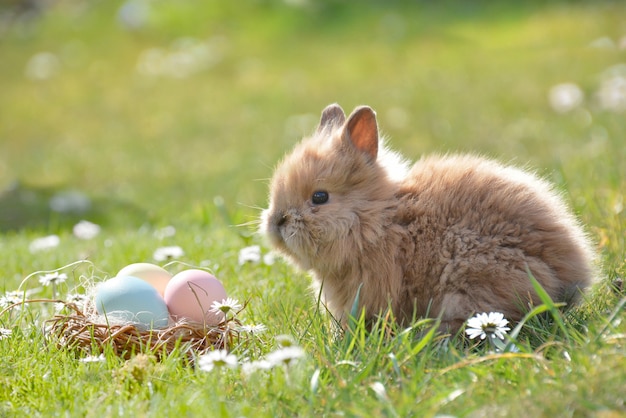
[1,4,625,415]
[1,0,625,242]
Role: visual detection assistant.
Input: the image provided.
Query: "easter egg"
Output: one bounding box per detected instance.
[116,263,172,296]
[163,269,227,325]
[95,275,170,329]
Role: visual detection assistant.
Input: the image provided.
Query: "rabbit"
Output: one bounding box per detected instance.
[261,103,595,333]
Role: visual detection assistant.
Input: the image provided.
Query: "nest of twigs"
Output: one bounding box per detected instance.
[3,299,242,360]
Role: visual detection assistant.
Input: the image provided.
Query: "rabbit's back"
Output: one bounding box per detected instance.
[393,154,594,329]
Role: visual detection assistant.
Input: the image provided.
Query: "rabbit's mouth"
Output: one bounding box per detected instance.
[261,207,291,249]
[261,207,314,268]
[264,208,298,248]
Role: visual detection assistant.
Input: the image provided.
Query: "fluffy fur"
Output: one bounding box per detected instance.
[261,104,595,332]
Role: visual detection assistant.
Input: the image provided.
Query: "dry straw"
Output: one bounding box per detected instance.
[1,299,244,361]
[4,261,246,360]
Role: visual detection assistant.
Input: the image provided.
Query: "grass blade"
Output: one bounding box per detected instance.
[526,267,570,342]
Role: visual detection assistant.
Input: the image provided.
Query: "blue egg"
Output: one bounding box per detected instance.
[95,275,170,329]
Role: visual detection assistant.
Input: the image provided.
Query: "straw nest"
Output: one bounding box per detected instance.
[2,299,243,360]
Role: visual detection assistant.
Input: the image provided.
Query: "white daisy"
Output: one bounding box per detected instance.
[0,291,25,309]
[38,272,68,287]
[0,328,12,340]
[209,298,243,316]
[73,220,101,240]
[66,293,89,308]
[275,334,296,347]
[56,293,89,312]
[238,323,267,334]
[154,225,176,239]
[25,51,60,81]
[29,235,60,253]
[266,346,305,367]
[79,354,106,363]
[241,359,273,376]
[238,245,261,265]
[153,245,185,261]
[465,312,511,340]
[197,349,238,372]
[262,252,276,266]
[597,73,626,112]
[548,82,583,113]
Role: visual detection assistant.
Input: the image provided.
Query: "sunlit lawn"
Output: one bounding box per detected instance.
[1,1,625,416]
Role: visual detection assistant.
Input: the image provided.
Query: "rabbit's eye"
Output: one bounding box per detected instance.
[311,191,329,205]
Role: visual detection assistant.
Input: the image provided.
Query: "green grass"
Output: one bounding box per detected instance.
[1,0,625,416]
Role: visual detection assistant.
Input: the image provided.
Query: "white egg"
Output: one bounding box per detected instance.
[116,263,172,296]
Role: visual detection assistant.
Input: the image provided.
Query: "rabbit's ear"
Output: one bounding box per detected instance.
[345,106,378,160]
[317,103,346,133]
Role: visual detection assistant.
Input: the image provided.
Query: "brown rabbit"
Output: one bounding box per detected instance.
[261,103,595,332]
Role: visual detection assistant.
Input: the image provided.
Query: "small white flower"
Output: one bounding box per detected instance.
[153,245,185,261]
[63,293,89,311]
[73,220,101,240]
[238,323,267,334]
[275,334,296,347]
[197,349,238,372]
[154,225,176,239]
[238,245,261,265]
[241,359,273,376]
[67,293,89,305]
[209,298,243,315]
[465,312,511,341]
[79,354,106,363]
[0,291,25,309]
[0,328,12,340]
[25,51,60,81]
[57,294,89,312]
[266,346,305,367]
[548,83,584,113]
[597,74,626,112]
[29,235,60,253]
[262,252,276,266]
[38,272,68,287]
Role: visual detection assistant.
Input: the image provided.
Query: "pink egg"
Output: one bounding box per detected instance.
[163,269,227,325]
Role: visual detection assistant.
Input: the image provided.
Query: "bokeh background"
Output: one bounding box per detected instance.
[2,4,625,415]
[1,0,625,241]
